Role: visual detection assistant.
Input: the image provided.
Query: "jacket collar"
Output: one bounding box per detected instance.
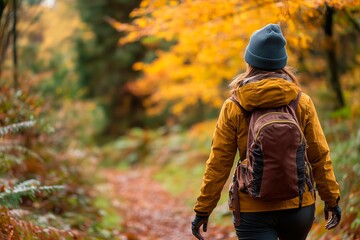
[241,72,293,86]
[235,77,301,111]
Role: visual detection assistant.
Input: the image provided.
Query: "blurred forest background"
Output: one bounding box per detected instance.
[0,0,359,239]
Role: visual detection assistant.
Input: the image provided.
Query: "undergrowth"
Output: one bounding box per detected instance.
[0,121,75,239]
[0,87,113,239]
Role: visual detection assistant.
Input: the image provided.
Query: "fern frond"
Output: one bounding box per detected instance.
[8,209,31,219]
[38,185,65,193]
[1,207,83,240]
[14,218,82,239]
[14,179,41,189]
[0,144,45,162]
[0,120,36,136]
[1,153,24,164]
[0,154,24,174]
[0,179,64,208]
[0,146,45,175]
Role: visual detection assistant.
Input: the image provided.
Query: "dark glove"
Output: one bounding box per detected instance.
[191,215,209,240]
[324,203,341,230]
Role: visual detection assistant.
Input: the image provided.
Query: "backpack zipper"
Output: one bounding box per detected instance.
[254,120,305,144]
[254,112,291,125]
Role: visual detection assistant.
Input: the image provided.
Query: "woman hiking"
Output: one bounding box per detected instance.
[191,23,341,240]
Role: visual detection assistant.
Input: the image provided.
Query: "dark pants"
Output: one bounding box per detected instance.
[234,204,315,240]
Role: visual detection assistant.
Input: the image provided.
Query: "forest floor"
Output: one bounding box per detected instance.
[102,167,236,240]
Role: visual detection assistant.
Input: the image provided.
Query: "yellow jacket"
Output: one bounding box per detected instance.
[194,78,340,215]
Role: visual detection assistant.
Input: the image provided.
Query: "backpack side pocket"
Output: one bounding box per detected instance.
[238,158,252,194]
[228,181,236,211]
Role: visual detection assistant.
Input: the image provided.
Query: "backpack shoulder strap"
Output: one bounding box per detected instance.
[229,94,251,123]
[289,92,302,112]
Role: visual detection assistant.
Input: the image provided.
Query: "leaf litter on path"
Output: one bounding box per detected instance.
[102,168,235,240]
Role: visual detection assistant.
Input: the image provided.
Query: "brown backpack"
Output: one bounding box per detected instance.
[229,92,315,226]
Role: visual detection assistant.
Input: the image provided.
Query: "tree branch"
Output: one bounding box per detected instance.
[344,8,360,33]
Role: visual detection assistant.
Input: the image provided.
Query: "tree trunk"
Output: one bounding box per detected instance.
[0,0,10,77]
[12,0,18,89]
[0,1,5,19]
[324,5,345,108]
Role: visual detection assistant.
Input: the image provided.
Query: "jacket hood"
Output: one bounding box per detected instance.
[235,77,301,111]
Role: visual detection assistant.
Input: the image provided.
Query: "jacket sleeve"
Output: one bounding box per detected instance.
[304,97,340,207]
[194,100,238,216]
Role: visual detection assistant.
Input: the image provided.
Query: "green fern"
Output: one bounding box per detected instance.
[0,153,22,174]
[0,179,64,208]
[0,122,45,177]
[0,120,36,136]
[0,121,63,209]
[0,144,45,161]
[0,120,78,239]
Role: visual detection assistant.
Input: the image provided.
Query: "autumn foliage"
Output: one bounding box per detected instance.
[111,0,359,116]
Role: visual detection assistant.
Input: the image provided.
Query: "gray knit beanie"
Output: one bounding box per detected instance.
[244,24,287,70]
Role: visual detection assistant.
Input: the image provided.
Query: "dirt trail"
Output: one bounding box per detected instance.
[103,168,235,240]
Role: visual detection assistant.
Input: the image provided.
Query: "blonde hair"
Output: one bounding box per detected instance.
[229,65,300,94]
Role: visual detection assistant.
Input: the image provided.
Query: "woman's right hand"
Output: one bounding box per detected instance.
[191,215,209,240]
